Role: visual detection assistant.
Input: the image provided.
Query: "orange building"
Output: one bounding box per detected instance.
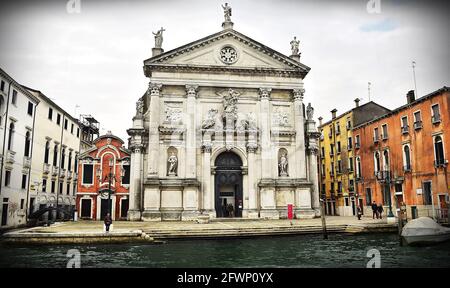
[76,132,131,220]
[354,87,449,220]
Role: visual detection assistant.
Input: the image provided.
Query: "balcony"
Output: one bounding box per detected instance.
[403,164,411,172]
[401,126,409,135]
[43,163,51,174]
[373,136,379,143]
[432,114,441,124]
[23,156,31,168]
[347,145,352,151]
[6,150,15,164]
[52,166,59,176]
[414,121,423,130]
[381,134,389,141]
[434,159,448,168]
[59,168,66,178]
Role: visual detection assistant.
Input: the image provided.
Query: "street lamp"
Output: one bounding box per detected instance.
[97,159,125,217]
[375,170,395,219]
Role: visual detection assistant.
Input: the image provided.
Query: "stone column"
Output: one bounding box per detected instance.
[259,88,272,179]
[185,85,198,179]
[246,136,258,218]
[147,82,162,178]
[201,135,214,216]
[306,116,321,216]
[293,88,306,178]
[128,145,143,220]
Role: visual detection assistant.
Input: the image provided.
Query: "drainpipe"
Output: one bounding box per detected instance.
[25,101,38,220]
[0,81,12,195]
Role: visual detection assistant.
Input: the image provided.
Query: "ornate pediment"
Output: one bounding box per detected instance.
[144,29,310,78]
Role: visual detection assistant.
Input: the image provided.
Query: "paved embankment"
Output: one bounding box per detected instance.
[0,216,397,245]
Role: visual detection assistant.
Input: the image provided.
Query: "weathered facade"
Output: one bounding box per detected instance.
[127,12,320,221]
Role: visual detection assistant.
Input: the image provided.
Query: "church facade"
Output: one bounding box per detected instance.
[127,11,321,221]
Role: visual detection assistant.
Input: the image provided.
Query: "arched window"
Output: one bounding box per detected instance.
[356,157,362,178]
[24,131,31,157]
[374,152,380,173]
[7,122,14,150]
[68,152,72,172]
[403,145,411,171]
[61,148,66,169]
[383,150,390,171]
[53,145,58,166]
[434,136,445,166]
[44,141,50,164]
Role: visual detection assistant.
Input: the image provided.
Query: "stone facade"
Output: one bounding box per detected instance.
[128,21,320,221]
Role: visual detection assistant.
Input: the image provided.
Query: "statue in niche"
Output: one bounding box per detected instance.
[290,36,300,56]
[223,88,239,120]
[279,152,289,177]
[222,3,232,22]
[153,27,165,48]
[167,152,178,176]
[306,103,314,120]
[202,109,218,129]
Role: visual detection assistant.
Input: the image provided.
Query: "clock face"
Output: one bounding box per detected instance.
[220,46,238,64]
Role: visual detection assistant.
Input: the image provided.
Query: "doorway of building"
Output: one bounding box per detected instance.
[214,151,243,218]
[1,202,8,226]
[81,199,92,219]
[100,198,112,220]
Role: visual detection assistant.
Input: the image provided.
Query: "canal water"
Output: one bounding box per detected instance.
[1,233,449,268]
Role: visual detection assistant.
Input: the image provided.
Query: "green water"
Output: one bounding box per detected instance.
[1,233,449,268]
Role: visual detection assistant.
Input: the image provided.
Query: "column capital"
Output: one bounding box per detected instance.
[246,143,258,153]
[201,142,212,153]
[292,88,305,101]
[259,88,272,100]
[130,144,145,154]
[148,82,163,96]
[185,84,199,98]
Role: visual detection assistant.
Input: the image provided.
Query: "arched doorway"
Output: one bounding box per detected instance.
[214,151,243,218]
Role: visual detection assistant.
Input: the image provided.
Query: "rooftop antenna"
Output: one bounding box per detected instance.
[412,61,418,97]
[368,82,371,101]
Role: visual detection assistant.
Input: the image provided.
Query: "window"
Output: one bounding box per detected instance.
[82,164,94,184]
[68,152,72,172]
[53,145,58,166]
[59,182,63,195]
[344,197,349,206]
[321,164,325,177]
[64,119,68,130]
[401,116,408,134]
[330,144,334,156]
[381,124,388,139]
[24,131,31,157]
[44,141,50,164]
[403,145,411,171]
[337,141,341,154]
[20,199,24,210]
[365,188,372,205]
[347,137,352,150]
[51,180,56,193]
[395,183,403,194]
[61,149,66,169]
[374,152,381,173]
[383,150,390,171]
[373,127,379,142]
[355,135,360,148]
[413,111,422,129]
[321,147,325,158]
[74,155,78,173]
[21,174,27,189]
[0,80,4,91]
[71,123,74,134]
[5,170,11,186]
[337,160,342,174]
[12,90,17,105]
[348,157,354,172]
[48,108,53,120]
[346,119,352,129]
[349,179,354,191]
[77,128,80,138]
[27,102,33,116]
[328,126,333,138]
[66,183,70,195]
[73,184,77,196]
[7,122,14,150]
[42,179,47,192]
[356,157,361,178]
[330,163,334,176]
[122,164,130,185]
[337,182,342,193]
[434,136,445,166]
[431,104,441,123]
[57,114,61,125]
[423,182,432,205]
[335,123,340,135]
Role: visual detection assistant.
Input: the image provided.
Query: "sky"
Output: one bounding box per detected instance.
[0,0,448,141]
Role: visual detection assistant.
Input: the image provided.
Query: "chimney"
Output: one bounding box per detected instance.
[407,90,415,104]
[318,117,323,126]
[331,109,337,119]
[354,98,360,107]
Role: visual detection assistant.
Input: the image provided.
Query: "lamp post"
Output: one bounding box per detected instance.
[97,158,125,219]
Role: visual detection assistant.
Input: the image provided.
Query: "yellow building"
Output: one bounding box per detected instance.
[318,100,390,216]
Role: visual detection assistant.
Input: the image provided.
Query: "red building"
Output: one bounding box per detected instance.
[353,87,449,220]
[76,132,131,220]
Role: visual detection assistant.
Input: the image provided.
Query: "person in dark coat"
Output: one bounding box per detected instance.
[227,204,234,218]
[371,201,378,219]
[377,204,384,219]
[357,206,362,220]
[104,213,113,232]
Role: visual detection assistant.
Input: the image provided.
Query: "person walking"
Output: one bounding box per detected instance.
[371,201,378,219]
[357,205,362,220]
[104,213,113,233]
[377,204,384,220]
[227,203,234,218]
